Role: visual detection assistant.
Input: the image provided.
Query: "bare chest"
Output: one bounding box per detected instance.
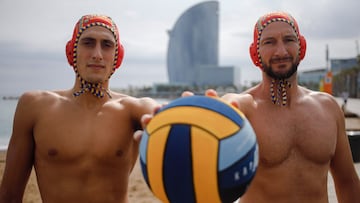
[33,105,135,164]
[250,109,337,166]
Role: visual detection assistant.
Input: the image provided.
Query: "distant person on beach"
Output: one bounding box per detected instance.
[0,14,158,203]
[341,91,349,112]
[176,12,360,202]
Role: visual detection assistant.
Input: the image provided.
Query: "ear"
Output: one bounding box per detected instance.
[115,43,125,68]
[299,35,306,60]
[249,43,260,67]
[66,40,74,66]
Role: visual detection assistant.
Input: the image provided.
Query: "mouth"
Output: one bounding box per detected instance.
[270,57,292,65]
[87,64,105,70]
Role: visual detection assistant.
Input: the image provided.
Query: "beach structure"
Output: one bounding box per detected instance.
[166,1,239,87]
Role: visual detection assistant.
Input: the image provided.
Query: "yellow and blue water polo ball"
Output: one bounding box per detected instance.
[140,95,258,203]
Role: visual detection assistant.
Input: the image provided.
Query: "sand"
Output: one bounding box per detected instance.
[1,150,360,203]
[0,150,161,203]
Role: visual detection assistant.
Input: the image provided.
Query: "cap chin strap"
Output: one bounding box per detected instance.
[73,68,112,99]
[270,79,291,106]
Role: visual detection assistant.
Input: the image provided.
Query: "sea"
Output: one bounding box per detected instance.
[0,97,172,151]
[0,98,17,150]
[1,96,359,152]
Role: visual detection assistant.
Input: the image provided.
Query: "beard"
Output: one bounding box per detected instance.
[262,57,299,80]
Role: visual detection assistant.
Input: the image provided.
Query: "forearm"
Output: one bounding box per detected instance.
[0,188,24,203]
[335,179,360,203]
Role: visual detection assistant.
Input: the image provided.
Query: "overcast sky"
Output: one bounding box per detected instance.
[0,0,359,96]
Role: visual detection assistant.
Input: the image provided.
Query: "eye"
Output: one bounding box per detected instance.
[263,40,272,45]
[80,38,95,46]
[284,36,298,43]
[262,39,274,45]
[102,40,115,48]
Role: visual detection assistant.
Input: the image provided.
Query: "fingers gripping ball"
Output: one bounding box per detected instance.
[140,96,258,203]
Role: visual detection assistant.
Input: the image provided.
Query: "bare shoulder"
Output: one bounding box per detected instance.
[300,87,342,115]
[18,90,69,107]
[222,92,254,103]
[110,92,158,116]
[13,90,70,127]
[222,91,256,115]
[302,87,338,107]
[111,92,157,106]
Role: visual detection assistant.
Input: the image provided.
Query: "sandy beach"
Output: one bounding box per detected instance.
[0,150,161,203]
[1,150,360,202]
[0,98,359,202]
[1,148,359,203]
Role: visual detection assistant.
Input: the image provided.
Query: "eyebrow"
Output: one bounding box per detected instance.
[79,37,116,44]
[79,37,95,42]
[261,33,297,41]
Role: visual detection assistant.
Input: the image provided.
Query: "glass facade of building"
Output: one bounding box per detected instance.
[167,1,238,86]
[331,58,358,75]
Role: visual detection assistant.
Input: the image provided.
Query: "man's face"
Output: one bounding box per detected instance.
[258,22,300,80]
[76,26,116,83]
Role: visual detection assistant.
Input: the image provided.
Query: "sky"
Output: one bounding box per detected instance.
[0,0,359,96]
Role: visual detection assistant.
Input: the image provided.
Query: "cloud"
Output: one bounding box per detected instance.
[0,0,359,95]
[282,0,360,39]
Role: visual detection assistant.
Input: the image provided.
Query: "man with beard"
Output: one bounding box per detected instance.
[0,14,158,203]
[207,12,360,202]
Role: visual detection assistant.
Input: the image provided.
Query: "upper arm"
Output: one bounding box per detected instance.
[124,97,159,171]
[0,92,37,200]
[329,97,360,202]
[126,97,159,130]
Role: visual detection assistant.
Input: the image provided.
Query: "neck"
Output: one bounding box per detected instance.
[73,76,111,99]
[262,74,298,106]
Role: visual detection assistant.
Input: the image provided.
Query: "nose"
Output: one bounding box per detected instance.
[274,41,288,57]
[92,44,103,61]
